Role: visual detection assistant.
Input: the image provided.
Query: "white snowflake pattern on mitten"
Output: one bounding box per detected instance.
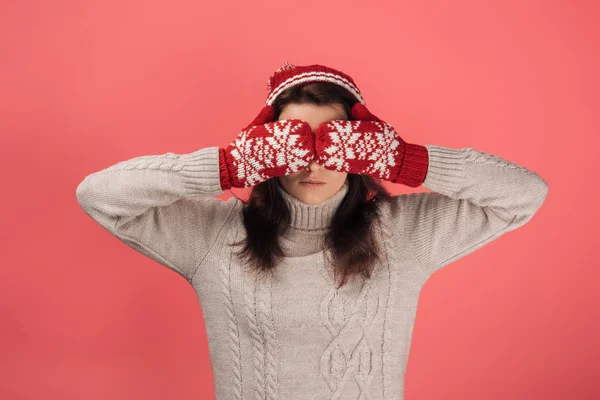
[315,120,403,180]
[223,119,315,188]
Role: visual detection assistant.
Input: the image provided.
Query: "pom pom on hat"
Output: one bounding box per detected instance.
[266,61,297,92]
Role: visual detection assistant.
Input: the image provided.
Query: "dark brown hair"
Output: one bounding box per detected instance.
[230,81,394,288]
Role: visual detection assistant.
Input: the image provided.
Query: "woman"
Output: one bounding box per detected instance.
[76,62,548,400]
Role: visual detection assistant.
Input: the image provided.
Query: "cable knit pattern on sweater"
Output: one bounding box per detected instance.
[220,224,243,400]
[76,144,548,399]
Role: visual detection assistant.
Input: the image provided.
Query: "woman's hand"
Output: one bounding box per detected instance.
[314,103,429,187]
[219,119,315,189]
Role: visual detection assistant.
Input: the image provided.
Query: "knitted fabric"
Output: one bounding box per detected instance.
[76,144,548,399]
[244,62,367,130]
[315,119,429,187]
[219,119,315,189]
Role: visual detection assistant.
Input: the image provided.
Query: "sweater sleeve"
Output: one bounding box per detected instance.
[391,144,548,279]
[75,146,238,284]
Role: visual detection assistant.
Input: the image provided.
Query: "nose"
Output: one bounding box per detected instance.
[305,159,323,171]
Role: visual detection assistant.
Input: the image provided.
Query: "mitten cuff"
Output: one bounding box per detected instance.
[218,147,233,190]
[394,142,429,187]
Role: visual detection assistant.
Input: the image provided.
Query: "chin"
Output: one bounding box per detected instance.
[294,190,327,205]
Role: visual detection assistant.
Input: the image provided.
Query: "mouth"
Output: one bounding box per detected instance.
[300,180,326,187]
[300,180,325,184]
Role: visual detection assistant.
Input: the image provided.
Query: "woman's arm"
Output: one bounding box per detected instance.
[391,145,548,279]
[75,146,239,284]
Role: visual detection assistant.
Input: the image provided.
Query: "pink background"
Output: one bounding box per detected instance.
[1,0,598,399]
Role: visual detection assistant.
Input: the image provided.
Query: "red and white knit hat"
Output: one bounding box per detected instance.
[243,62,379,130]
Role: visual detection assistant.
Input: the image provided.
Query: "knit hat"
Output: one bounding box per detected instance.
[242,61,382,131]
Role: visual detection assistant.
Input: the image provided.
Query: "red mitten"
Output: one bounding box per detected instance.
[315,106,429,187]
[219,119,316,189]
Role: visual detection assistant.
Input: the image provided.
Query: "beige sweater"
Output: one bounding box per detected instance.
[76,144,548,399]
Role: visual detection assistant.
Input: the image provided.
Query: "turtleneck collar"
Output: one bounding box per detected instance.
[277,180,349,231]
